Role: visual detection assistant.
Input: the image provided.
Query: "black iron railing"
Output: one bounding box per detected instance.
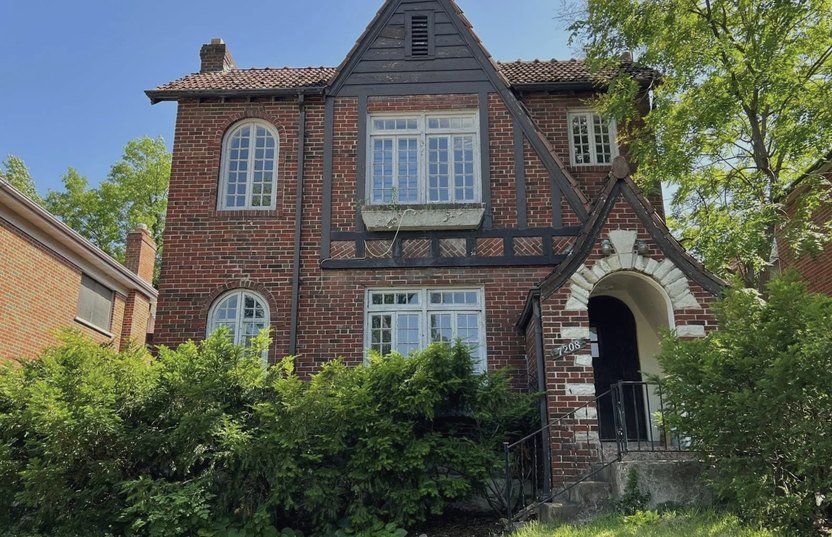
[502,380,684,520]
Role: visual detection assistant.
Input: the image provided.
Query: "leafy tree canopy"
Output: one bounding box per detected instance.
[1,155,42,203]
[568,0,832,289]
[44,136,170,263]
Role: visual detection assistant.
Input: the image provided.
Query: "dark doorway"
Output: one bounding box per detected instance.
[588,296,646,441]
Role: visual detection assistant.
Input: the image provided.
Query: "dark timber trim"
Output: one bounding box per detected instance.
[479,91,493,229]
[513,118,527,229]
[539,174,727,299]
[322,254,567,269]
[433,0,589,222]
[356,95,368,231]
[321,97,335,260]
[337,82,495,96]
[331,226,581,241]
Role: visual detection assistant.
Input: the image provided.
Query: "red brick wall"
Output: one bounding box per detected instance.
[153,90,679,381]
[0,217,128,360]
[539,194,718,478]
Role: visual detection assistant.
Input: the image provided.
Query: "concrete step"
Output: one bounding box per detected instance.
[564,480,612,506]
[537,501,582,524]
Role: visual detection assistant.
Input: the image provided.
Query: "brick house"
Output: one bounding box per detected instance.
[775,152,832,295]
[147,0,724,489]
[0,179,158,360]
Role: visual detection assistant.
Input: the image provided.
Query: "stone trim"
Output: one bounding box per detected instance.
[564,229,701,312]
[675,325,706,338]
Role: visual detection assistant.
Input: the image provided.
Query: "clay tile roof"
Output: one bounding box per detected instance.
[147,60,658,101]
[495,59,659,86]
[148,67,337,96]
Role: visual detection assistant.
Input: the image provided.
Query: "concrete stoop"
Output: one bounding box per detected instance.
[537,480,612,524]
[537,454,709,524]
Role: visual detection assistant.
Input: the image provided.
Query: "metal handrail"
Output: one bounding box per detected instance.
[502,380,686,520]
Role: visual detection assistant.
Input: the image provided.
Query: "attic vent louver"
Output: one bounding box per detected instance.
[406,12,434,58]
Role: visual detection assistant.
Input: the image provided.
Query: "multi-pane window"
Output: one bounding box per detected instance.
[77,275,114,331]
[568,112,617,165]
[368,113,479,204]
[207,290,270,356]
[365,288,486,371]
[219,120,278,210]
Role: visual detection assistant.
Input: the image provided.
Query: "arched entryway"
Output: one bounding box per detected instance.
[588,271,675,442]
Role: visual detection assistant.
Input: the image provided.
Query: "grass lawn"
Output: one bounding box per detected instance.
[510,510,776,537]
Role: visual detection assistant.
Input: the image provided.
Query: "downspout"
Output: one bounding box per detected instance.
[533,295,552,495]
[288,94,306,355]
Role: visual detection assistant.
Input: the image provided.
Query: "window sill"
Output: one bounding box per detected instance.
[361,203,485,231]
[213,209,279,219]
[74,317,114,339]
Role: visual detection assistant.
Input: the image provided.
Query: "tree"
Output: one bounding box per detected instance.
[45,137,170,266]
[657,273,832,534]
[567,0,832,289]
[1,155,42,203]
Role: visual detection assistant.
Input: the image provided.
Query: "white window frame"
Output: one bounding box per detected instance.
[364,288,487,372]
[218,119,279,210]
[567,111,619,166]
[366,111,481,205]
[206,289,271,358]
[76,274,114,333]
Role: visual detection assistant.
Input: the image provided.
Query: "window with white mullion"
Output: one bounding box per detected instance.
[368,112,479,205]
[366,288,486,370]
[221,120,278,210]
[568,111,617,166]
[207,290,270,358]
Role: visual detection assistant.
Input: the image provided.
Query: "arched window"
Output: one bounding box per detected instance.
[219,120,279,210]
[207,290,270,351]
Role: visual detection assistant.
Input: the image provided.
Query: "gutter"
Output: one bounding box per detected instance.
[288,95,307,355]
[145,86,326,105]
[0,179,158,300]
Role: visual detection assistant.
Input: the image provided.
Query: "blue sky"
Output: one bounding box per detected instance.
[0,0,578,196]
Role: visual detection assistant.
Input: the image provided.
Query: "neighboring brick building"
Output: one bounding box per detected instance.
[147,0,724,487]
[775,152,832,295]
[0,179,158,360]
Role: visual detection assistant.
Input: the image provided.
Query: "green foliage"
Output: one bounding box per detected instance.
[614,468,651,516]
[0,332,534,537]
[44,136,170,276]
[1,155,42,203]
[568,0,832,288]
[657,272,832,535]
[510,509,775,537]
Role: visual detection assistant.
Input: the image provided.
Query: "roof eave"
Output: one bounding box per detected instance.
[145,86,328,104]
[0,179,158,299]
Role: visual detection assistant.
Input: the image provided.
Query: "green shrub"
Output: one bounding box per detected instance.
[614,468,650,516]
[0,330,535,536]
[658,272,832,535]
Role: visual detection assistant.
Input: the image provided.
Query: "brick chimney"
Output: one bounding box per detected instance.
[124,224,157,283]
[200,38,236,73]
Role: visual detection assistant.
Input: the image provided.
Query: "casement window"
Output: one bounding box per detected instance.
[367,113,480,205]
[365,288,486,371]
[568,111,618,166]
[76,275,114,332]
[219,120,279,210]
[207,290,270,353]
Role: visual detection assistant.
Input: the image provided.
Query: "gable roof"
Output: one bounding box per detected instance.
[538,159,727,300]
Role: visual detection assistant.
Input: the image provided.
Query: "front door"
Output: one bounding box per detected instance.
[588,296,646,441]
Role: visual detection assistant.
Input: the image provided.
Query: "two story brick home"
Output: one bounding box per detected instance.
[148,0,724,485]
